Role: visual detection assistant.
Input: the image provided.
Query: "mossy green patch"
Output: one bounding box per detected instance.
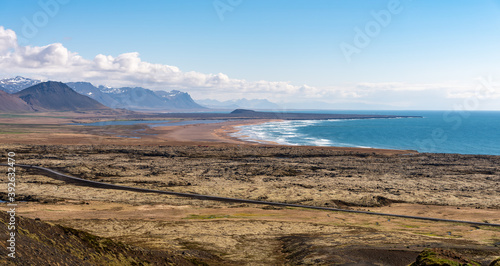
[410,248,481,266]
[401,224,420,228]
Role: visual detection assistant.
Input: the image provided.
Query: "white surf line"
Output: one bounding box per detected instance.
[2,163,499,227]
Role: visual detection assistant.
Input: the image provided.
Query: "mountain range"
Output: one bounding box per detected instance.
[0,76,42,93]
[0,76,283,111]
[65,82,205,111]
[0,77,204,111]
[0,81,108,112]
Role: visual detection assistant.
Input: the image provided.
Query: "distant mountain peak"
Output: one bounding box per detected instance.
[1,76,206,111]
[65,83,205,110]
[100,86,125,94]
[156,90,187,98]
[0,76,42,93]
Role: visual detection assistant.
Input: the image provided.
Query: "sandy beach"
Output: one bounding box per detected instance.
[156,119,419,155]
[156,119,282,144]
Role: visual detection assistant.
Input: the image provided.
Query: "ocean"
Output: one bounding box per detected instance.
[231,111,500,155]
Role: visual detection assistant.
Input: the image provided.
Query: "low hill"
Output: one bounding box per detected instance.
[230,109,258,114]
[15,81,110,112]
[0,90,33,112]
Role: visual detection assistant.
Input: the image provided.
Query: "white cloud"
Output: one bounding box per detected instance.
[0,26,313,101]
[0,27,17,54]
[446,84,500,100]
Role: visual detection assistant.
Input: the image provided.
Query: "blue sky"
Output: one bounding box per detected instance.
[1,0,500,109]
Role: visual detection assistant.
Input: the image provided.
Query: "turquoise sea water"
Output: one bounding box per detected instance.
[232,111,500,155]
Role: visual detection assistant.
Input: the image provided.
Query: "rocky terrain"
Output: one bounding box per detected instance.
[1,143,499,264]
[7,144,499,209]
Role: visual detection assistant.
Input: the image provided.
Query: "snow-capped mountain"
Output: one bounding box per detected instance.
[0,76,42,93]
[156,90,184,98]
[155,90,204,109]
[99,86,125,94]
[1,76,205,110]
[66,82,205,110]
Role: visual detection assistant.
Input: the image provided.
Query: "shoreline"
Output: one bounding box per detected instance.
[212,119,284,145]
[0,115,418,155]
[1,110,498,156]
[153,119,282,145]
[0,113,487,156]
[155,119,419,155]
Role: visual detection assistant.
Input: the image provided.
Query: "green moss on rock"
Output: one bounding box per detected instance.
[410,248,481,266]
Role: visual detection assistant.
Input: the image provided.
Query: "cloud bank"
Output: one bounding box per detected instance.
[0,26,312,101]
